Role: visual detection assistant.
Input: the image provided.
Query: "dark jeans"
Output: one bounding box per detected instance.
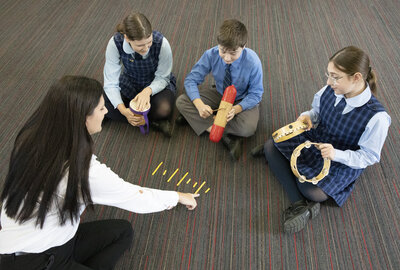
[0,219,134,270]
[104,89,175,122]
[264,138,329,203]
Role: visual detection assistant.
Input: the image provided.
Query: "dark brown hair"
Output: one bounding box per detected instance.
[217,19,247,50]
[329,46,377,94]
[116,12,152,41]
[1,76,103,228]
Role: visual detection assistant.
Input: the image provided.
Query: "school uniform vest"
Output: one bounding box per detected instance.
[275,86,385,206]
[114,31,164,100]
[316,86,385,150]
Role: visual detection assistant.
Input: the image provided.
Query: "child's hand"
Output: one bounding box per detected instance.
[122,108,143,126]
[130,115,145,126]
[193,98,213,118]
[317,143,335,160]
[197,104,213,118]
[297,115,312,130]
[227,108,235,122]
[227,105,242,122]
[177,192,200,210]
[133,87,152,111]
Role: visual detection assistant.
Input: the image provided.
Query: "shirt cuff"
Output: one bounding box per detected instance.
[238,101,248,111]
[333,149,346,163]
[186,87,201,101]
[163,191,179,209]
[104,88,124,109]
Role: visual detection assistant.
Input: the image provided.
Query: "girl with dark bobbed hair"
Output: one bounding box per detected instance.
[252,46,391,234]
[0,76,198,270]
[104,12,176,137]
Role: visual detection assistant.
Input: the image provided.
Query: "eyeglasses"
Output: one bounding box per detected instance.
[324,72,343,85]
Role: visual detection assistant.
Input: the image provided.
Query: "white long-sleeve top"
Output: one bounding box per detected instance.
[0,155,179,254]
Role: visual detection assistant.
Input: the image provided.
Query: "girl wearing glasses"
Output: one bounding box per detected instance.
[252,46,391,233]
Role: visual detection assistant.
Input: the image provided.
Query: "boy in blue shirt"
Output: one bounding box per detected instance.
[176,19,264,160]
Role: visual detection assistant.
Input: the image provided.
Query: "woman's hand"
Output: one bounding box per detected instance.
[177,192,200,210]
[317,143,335,160]
[133,87,152,111]
[297,115,312,130]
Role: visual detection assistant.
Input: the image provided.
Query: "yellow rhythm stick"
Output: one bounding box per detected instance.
[193,182,197,188]
[152,162,163,175]
[167,169,179,182]
[186,178,191,184]
[163,170,167,175]
[194,181,206,194]
[205,188,210,194]
[176,172,189,186]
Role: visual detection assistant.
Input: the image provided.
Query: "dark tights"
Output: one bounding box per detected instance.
[264,138,329,203]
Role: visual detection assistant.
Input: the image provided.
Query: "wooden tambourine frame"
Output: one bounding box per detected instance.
[290,141,330,185]
[272,121,308,143]
[272,121,331,184]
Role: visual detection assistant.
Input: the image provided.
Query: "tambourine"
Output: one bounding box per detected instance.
[290,141,330,185]
[272,120,308,143]
[129,99,151,135]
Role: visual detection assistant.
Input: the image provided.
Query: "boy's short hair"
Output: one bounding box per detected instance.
[217,19,248,50]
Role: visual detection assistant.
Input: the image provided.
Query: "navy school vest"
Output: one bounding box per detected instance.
[313,85,385,151]
[114,31,163,99]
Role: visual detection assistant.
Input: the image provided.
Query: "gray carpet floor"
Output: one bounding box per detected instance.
[0,0,399,269]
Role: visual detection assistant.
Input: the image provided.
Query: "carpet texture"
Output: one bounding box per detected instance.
[0,0,399,269]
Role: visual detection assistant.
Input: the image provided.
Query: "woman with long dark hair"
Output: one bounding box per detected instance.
[104,12,176,137]
[0,76,198,270]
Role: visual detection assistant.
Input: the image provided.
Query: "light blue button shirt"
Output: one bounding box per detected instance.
[301,85,391,169]
[184,46,264,111]
[103,36,173,108]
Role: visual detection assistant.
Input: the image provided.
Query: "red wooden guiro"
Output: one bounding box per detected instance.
[209,85,237,142]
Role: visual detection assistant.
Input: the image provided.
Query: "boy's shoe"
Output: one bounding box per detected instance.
[221,134,243,160]
[151,120,172,137]
[283,200,320,233]
[250,144,265,157]
[175,114,188,126]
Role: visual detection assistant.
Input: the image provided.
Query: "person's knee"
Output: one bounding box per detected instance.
[230,120,257,137]
[241,123,258,137]
[298,184,329,203]
[116,219,134,248]
[154,100,172,119]
[176,94,190,112]
[175,96,183,113]
[303,193,328,203]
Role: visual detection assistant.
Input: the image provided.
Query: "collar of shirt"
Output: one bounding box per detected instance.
[334,84,372,114]
[122,39,150,59]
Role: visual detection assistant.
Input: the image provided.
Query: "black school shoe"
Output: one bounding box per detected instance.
[175,114,188,126]
[250,144,265,157]
[221,134,243,160]
[283,200,320,233]
[151,120,172,137]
